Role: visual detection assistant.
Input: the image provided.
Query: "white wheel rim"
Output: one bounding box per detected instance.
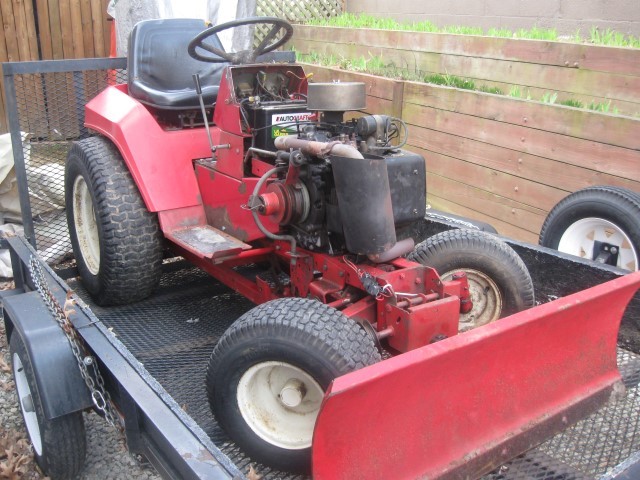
[13,353,43,456]
[441,269,503,332]
[72,176,100,275]
[558,217,638,271]
[237,361,324,450]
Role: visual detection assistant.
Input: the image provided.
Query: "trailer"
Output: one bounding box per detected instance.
[2,47,640,479]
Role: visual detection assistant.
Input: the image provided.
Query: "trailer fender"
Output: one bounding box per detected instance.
[312,271,640,480]
[2,290,93,420]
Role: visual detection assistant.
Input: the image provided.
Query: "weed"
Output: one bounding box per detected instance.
[559,99,584,108]
[590,27,640,48]
[487,28,513,38]
[587,99,619,114]
[479,85,504,95]
[541,92,558,104]
[508,86,532,100]
[514,27,558,41]
[425,73,476,90]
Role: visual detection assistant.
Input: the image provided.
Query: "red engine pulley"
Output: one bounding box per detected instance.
[259,181,310,225]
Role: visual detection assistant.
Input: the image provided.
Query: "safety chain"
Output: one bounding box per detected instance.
[29,256,124,432]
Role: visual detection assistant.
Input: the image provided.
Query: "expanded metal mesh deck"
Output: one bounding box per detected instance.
[69,265,640,480]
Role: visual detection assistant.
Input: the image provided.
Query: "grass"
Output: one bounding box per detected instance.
[425,73,476,90]
[307,13,640,48]
[298,51,622,114]
[587,100,619,114]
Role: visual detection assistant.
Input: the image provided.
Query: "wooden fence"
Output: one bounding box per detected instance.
[0,0,112,133]
[293,25,640,117]
[305,64,640,243]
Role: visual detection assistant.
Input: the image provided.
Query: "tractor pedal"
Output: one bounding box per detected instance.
[165,225,251,260]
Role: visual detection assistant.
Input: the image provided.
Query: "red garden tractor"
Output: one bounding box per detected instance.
[67,16,544,475]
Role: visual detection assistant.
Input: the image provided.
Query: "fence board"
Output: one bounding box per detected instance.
[427,174,547,236]
[403,82,640,151]
[70,0,85,58]
[419,148,567,212]
[12,0,34,61]
[21,0,39,60]
[295,26,640,77]
[80,0,94,58]
[427,196,539,244]
[58,0,74,58]
[1,2,20,62]
[47,1,64,60]
[403,103,640,182]
[90,0,106,57]
[35,0,52,59]
[408,126,640,194]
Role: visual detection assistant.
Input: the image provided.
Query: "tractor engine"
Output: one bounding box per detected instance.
[247,82,426,261]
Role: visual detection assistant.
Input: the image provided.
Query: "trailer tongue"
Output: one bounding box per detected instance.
[313,272,640,479]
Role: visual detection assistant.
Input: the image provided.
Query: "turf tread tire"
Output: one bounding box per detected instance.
[65,136,163,306]
[9,334,86,480]
[539,185,640,270]
[207,297,381,473]
[408,229,535,317]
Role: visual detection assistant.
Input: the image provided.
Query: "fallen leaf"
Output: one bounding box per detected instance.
[0,380,15,392]
[0,357,10,373]
[247,464,262,480]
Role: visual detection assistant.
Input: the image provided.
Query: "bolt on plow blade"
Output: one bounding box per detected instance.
[312,271,640,480]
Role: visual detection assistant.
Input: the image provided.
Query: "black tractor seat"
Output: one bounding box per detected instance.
[128,18,225,110]
[127,18,297,111]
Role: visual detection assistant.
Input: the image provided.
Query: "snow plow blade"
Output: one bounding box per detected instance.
[312,271,640,479]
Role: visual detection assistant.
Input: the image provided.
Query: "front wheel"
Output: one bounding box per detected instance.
[9,333,86,480]
[206,298,381,473]
[408,229,535,331]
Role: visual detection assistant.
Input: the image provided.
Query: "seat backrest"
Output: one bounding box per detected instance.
[128,18,225,110]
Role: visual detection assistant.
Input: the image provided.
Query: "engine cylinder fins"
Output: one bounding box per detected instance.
[307,82,366,112]
[331,153,397,256]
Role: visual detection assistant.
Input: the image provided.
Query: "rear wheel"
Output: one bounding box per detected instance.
[65,136,163,305]
[206,298,381,473]
[408,229,535,331]
[539,186,640,271]
[10,334,86,480]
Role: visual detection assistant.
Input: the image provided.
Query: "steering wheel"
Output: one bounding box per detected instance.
[188,17,293,64]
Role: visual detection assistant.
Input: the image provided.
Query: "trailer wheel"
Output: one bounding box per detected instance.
[9,334,86,480]
[539,186,640,271]
[65,136,163,305]
[206,298,381,473]
[408,229,535,331]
